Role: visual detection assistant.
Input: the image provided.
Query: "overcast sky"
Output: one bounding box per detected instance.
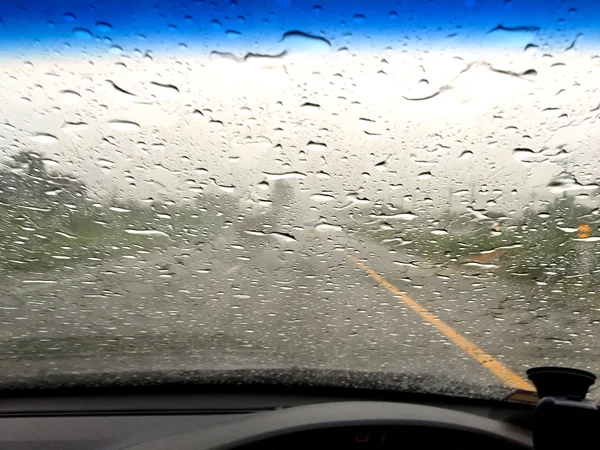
[1,0,599,217]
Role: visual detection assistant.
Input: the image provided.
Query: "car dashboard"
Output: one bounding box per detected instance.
[0,389,533,449]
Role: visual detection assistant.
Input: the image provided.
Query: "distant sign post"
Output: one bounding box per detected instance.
[577,224,593,286]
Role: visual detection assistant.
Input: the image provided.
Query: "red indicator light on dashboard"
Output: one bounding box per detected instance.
[355,434,370,443]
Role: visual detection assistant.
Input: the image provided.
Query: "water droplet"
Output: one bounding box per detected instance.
[226,30,242,39]
[513,148,535,163]
[64,13,76,23]
[315,223,343,232]
[574,236,600,242]
[522,69,537,81]
[300,102,320,110]
[96,158,115,170]
[60,90,81,103]
[418,171,433,180]
[106,80,137,101]
[29,133,58,144]
[262,171,306,180]
[281,30,331,55]
[558,227,578,233]
[346,193,370,205]
[244,230,265,237]
[41,158,60,168]
[109,206,131,213]
[108,120,141,132]
[310,193,334,202]
[44,188,63,196]
[212,179,235,193]
[51,255,72,260]
[150,81,180,99]
[375,156,389,171]
[73,27,93,39]
[124,229,170,238]
[108,45,123,55]
[370,212,418,221]
[270,232,297,243]
[461,261,499,269]
[23,279,58,285]
[458,151,473,160]
[307,141,327,151]
[486,24,540,49]
[62,121,89,134]
[96,21,113,32]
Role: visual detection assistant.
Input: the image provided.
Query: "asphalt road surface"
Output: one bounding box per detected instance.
[2,226,600,398]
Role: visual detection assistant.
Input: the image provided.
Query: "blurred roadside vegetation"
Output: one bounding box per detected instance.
[354,195,600,289]
[0,151,239,273]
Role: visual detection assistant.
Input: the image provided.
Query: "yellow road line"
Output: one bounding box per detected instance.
[347,254,533,391]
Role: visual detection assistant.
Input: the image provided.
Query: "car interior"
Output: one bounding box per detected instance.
[1,0,599,448]
[0,366,596,449]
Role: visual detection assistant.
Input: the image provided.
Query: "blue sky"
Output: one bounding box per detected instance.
[0,0,596,56]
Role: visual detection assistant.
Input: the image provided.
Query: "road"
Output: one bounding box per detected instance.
[1,226,600,399]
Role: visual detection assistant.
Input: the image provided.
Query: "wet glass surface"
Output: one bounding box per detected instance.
[1,0,600,399]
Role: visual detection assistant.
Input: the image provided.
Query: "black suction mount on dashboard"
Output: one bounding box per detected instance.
[527,366,599,450]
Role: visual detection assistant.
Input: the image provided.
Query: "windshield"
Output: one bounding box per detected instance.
[1,0,599,400]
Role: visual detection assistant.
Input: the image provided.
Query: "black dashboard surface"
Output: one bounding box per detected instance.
[0,391,533,450]
[236,425,526,449]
